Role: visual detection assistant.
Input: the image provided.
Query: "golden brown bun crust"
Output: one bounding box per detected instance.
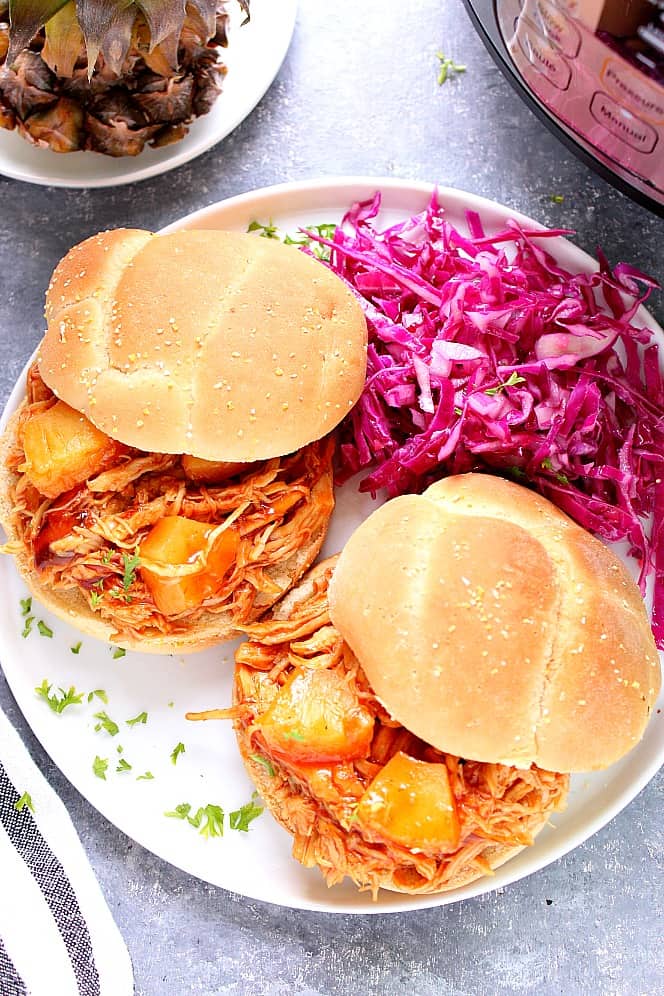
[328,474,661,772]
[40,228,368,461]
[0,407,334,655]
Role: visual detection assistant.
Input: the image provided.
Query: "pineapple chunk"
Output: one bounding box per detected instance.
[355,752,461,852]
[259,667,375,764]
[22,400,117,498]
[182,454,249,484]
[139,516,238,617]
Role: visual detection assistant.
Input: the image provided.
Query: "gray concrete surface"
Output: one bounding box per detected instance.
[0,1,662,993]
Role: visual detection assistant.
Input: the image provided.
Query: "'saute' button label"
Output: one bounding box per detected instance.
[516,17,572,91]
[590,91,659,154]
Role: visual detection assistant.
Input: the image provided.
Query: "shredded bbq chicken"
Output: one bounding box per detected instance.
[226,561,569,896]
[4,366,335,641]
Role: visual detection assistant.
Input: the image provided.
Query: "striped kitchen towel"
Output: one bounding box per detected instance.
[0,706,133,996]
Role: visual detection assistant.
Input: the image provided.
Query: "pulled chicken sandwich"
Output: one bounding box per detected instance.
[0,227,368,653]
[210,474,660,895]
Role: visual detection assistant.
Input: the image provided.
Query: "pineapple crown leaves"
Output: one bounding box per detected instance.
[6,0,246,77]
[7,0,69,65]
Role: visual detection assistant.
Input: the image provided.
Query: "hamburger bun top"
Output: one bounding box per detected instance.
[328,473,661,772]
[39,228,367,461]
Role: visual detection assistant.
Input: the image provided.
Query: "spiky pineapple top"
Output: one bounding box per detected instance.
[0,0,250,155]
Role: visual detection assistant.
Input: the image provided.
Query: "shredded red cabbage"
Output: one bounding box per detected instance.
[307,191,664,648]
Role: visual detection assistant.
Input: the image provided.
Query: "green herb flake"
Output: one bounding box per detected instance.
[485,372,526,395]
[37,620,53,639]
[229,793,264,832]
[116,758,132,773]
[101,549,113,565]
[164,802,225,837]
[250,753,275,777]
[551,194,565,204]
[19,597,32,616]
[121,550,140,593]
[126,711,148,727]
[193,804,225,838]
[93,756,108,780]
[284,730,305,742]
[111,647,126,660]
[35,680,84,714]
[436,51,467,85]
[136,771,154,781]
[90,590,103,610]
[89,689,108,705]
[116,744,124,754]
[71,642,82,655]
[165,802,192,821]
[167,701,174,709]
[21,616,35,639]
[93,711,119,737]
[247,219,279,239]
[284,222,337,261]
[170,742,186,765]
[14,791,34,814]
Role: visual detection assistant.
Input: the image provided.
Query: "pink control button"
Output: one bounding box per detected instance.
[528,0,581,59]
[589,91,658,153]
[516,16,572,90]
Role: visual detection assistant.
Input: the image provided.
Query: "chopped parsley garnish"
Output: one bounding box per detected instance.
[164,798,262,837]
[37,620,53,638]
[195,804,225,838]
[87,689,108,705]
[551,194,565,204]
[14,791,34,814]
[116,758,132,773]
[485,371,526,395]
[35,680,84,714]
[111,647,126,660]
[250,753,275,777]
[284,223,338,260]
[121,550,140,598]
[165,803,193,821]
[90,590,103,609]
[165,802,225,837]
[93,711,119,737]
[136,771,154,781]
[247,219,279,239]
[170,742,186,765]
[21,616,35,638]
[101,549,113,564]
[126,711,148,727]
[93,756,108,780]
[71,642,82,655]
[436,51,466,85]
[116,744,124,754]
[19,597,32,616]
[167,701,174,709]
[229,794,264,832]
[540,457,570,484]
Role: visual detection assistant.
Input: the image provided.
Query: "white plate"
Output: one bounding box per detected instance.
[0,0,296,189]
[0,178,662,914]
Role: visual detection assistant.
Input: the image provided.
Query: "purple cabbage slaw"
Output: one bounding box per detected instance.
[306,192,664,649]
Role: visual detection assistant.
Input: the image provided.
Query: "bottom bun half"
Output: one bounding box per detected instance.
[232,560,569,896]
[0,405,335,655]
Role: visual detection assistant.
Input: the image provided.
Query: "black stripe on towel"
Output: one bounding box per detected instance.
[0,761,100,996]
[0,934,27,996]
